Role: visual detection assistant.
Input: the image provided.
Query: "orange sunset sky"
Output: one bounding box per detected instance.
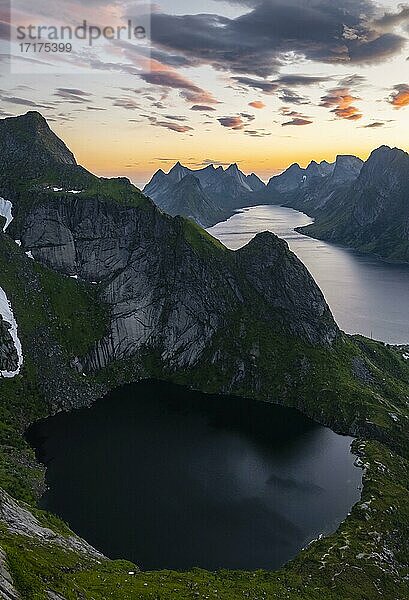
[1,0,408,187]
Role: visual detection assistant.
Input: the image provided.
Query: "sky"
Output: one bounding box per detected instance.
[0,0,408,186]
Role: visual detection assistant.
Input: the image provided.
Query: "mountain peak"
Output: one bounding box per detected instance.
[0,111,77,178]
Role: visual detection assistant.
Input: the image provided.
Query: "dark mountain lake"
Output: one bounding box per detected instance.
[208,205,409,345]
[27,381,362,571]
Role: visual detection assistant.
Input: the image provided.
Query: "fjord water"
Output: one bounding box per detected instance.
[28,381,361,571]
[208,205,409,344]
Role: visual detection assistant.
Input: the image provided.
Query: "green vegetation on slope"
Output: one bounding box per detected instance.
[0,234,109,502]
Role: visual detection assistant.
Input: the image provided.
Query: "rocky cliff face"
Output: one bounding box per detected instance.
[2,112,338,377]
[0,318,18,375]
[300,146,409,262]
[18,191,338,373]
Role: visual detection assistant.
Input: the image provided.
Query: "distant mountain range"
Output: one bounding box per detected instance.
[145,146,409,263]
[144,162,266,227]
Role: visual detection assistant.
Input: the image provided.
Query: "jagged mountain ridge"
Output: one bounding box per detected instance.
[299,146,409,261]
[144,161,266,227]
[266,155,364,208]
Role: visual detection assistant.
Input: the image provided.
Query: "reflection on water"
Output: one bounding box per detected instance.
[208,205,409,344]
[27,382,362,571]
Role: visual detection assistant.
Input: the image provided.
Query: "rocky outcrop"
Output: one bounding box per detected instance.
[0,287,22,378]
[0,548,20,600]
[236,232,338,345]
[0,319,19,375]
[0,489,103,559]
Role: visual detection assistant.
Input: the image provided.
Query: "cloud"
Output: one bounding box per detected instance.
[280,108,313,126]
[245,129,272,137]
[150,1,406,79]
[218,116,245,129]
[282,117,313,126]
[190,105,217,111]
[139,60,218,105]
[278,88,309,105]
[249,101,265,109]
[388,84,409,109]
[232,77,279,94]
[149,117,193,133]
[282,112,313,126]
[164,115,187,121]
[55,88,92,103]
[0,95,54,110]
[113,98,141,110]
[155,122,193,133]
[320,87,363,120]
[363,121,385,127]
[374,6,409,31]
[200,159,231,167]
[276,75,329,86]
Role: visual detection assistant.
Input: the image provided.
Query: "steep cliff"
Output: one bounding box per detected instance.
[300,146,409,262]
[0,318,18,374]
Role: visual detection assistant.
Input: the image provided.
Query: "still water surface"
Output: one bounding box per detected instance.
[208,205,409,344]
[28,382,362,571]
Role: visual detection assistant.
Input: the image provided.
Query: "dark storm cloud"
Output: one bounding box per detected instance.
[150,0,407,78]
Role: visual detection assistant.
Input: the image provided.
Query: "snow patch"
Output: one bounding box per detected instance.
[70,275,78,279]
[51,187,82,194]
[0,287,23,378]
[403,353,409,360]
[15,240,21,247]
[0,198,13,232]
[25,251,34,260]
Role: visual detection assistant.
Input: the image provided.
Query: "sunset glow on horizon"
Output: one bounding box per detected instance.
[1,0,408,188]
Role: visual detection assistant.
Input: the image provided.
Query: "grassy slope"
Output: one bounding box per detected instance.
[0,184,408,597]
